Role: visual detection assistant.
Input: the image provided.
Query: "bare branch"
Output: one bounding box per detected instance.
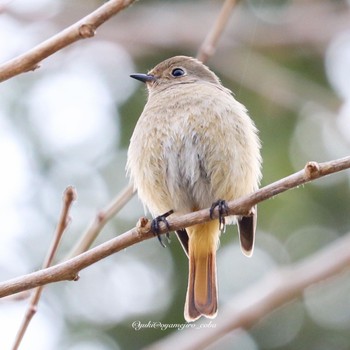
[146,229,350,350]
[0,156,349,298]
[11,186,77,350]
[197,0,238,63]
[66,183,135,259]
[0,0,136,82]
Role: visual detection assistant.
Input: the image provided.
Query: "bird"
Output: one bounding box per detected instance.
[126,55,262,322]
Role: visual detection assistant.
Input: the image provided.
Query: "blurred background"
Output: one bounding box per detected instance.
[0,0,350,349]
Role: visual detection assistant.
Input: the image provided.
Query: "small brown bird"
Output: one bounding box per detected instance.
[126,56,262,322]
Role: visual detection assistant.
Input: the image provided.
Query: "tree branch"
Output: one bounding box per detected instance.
[196,0,238,63]
[66,183,135,259]
[11,186,77,350]
[0,0,136,82]
[0,156,349,298]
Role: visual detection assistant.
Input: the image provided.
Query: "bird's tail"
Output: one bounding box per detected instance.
[184,220,219,322]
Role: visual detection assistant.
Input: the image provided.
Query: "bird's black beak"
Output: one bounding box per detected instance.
[130,73,156,83]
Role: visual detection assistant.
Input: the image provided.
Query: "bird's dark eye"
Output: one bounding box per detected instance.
[171,68,185,77]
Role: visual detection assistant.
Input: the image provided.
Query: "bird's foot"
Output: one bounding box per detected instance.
[151,209,174,247]
[210,199,229,233]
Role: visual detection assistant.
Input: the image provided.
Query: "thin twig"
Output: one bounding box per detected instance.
[11,187,77,350]
[66,183,135,259]
[146,229,350,350]
[0,0,136,82]
[197,0,238,63]
[0,156,349,298]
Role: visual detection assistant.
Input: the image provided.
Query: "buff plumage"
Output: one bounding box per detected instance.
[127,56,262,321]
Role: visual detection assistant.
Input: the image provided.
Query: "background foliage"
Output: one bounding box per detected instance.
[0,0,349,349]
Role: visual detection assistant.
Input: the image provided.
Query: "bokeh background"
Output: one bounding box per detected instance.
[0,0,350,349]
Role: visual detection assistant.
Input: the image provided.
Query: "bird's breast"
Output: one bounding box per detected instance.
[127,83,261,216]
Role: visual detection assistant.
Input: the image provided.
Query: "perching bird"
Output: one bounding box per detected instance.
[126,56,262,322]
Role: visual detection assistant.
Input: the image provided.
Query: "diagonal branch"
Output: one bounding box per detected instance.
[197,0,238,63]
[65,183,135,259]
[0,0,136,82]
[11,186,77,350]
[0,156,349,298]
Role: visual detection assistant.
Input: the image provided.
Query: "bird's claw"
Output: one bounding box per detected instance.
[210,199,229,233]
[151,210,174,247]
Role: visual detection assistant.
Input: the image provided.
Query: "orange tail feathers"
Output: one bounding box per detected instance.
[184,220,220,322]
